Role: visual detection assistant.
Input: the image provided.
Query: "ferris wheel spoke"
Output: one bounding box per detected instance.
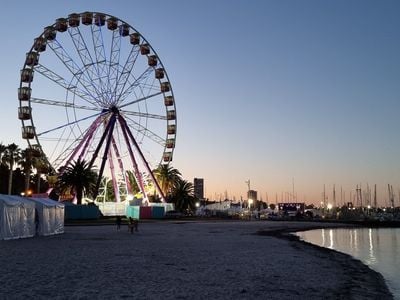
[119,91,163,109]
[113,44,140,105]
[30,97,102,112]
[107,30,122,104]
[47,39,104,104]
[68,26,107,106]
[121,110,167,120]
[91,24,108,99]
[116,66,154,105]
[44,120,103,170]
[37,111,104,137]
[124,116,165,146]
[35,64,98,106]
[55,132,80,162]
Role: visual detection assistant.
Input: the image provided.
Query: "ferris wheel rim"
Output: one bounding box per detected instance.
[18,11,177,173]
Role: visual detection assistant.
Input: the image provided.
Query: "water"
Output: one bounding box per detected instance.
[296,228,400,298]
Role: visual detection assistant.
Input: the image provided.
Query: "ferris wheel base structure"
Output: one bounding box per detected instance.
[18,12,177,203]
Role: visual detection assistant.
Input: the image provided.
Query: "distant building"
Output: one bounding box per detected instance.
[278,202,305,217]
[194,178,204,199]
[247,190,257,201]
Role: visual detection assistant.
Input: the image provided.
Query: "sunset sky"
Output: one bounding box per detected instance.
[0,1,399,205]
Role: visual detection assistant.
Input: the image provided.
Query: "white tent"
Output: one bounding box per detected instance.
[0,195,36,240]
[28,198,64,236]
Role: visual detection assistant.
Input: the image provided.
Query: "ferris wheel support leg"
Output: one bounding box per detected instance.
[89,115,116,169]
[63,115,103,172]
[93,115,117,200]
[78,116,104,162]
[118,116,147,202]
[111,137,131,196]
[89,114,116,200]
[119,116,166,202]
[107,145,120,202]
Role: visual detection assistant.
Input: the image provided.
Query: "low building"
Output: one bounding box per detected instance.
[194,178,204,199]
[278,202,305,217]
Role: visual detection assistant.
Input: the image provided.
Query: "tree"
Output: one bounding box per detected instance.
[171,178,195,212]
[19,149,34,194]
[153,164,181,198]
[0,143,7,165]
[57,158,98,205]
[0,143,8,193]
[32,156,49,194]
[3,143,22,195]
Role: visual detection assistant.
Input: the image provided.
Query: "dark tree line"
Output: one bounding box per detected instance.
[0,143,48,195]
[0,143,196,212]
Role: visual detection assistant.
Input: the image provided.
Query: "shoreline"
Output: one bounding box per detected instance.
[257,223,393,299]
[0,220,394,299]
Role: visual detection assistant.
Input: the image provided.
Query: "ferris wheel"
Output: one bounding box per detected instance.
[17,12,177,202]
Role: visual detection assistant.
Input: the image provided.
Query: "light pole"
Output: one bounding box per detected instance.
[327,203,332,218]
[248,198,253,220]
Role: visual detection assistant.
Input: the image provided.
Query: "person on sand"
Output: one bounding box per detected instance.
[116,216,122,231]
[133,219,139,232]
[128,217,134,234]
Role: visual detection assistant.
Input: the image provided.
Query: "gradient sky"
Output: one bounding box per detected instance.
[0,1,399,205]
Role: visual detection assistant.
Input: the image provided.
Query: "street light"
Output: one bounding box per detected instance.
[248,199,254,220]
[248,199,253,209]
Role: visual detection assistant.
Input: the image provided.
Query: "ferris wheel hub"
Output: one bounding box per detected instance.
[109,105,119,114]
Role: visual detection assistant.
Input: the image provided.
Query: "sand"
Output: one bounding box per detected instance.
[0,220,393,299]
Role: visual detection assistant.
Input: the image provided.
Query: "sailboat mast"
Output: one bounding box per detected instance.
[333,184,336,208]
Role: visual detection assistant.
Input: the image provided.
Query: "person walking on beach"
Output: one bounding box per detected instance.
[116,216,122,231]
[128,217,134,234]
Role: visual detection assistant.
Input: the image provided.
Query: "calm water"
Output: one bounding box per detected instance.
[296,228,400,298]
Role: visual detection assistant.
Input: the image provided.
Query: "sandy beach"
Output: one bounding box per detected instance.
[0,220,393,299]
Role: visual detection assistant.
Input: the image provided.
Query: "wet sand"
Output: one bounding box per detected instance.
[0,221,393,299]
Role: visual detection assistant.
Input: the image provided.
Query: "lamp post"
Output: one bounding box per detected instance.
[248,198,253,220]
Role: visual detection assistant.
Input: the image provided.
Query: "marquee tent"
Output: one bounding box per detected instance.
[28,198,64,236]
[0,195,36,240]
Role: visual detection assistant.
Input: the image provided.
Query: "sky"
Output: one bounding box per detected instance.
[0,1,399,206]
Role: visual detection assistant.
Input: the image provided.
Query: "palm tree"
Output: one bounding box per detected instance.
[19,149,34,194]
[0,143,8,193]
[32,156,50,194]
[0,143,7,165]
[171,178,196,212]
[153,164,181,198]
[57,158,98,205]
[3,143,22,195]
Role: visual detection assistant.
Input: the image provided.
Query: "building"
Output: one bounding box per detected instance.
[193,178,204,199]
[278,202,305,217]
[247,190,257,201]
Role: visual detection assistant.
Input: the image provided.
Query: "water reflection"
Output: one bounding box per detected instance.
[297,228,400,298]
[368,228,376,265]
